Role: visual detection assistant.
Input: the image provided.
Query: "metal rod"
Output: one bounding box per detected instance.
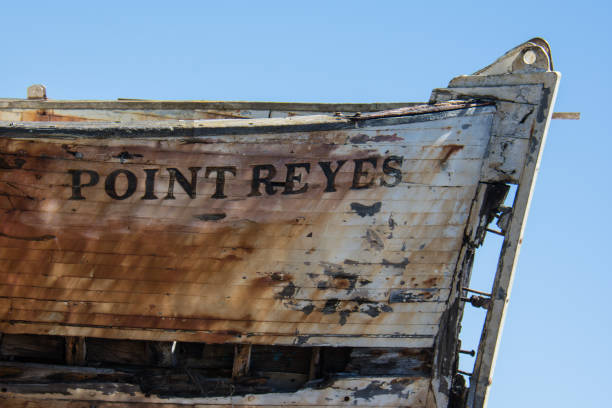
[459,349,476,357]
[486,228,504,236]
[457,370,473,376]
[462,288,492,297]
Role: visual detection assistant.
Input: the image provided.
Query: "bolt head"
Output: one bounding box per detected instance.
[27,84,46,100]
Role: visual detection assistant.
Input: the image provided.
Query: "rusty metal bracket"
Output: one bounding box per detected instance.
[461,295,492,309]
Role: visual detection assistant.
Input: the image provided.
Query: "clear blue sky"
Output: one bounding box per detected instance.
[2,1,610,406]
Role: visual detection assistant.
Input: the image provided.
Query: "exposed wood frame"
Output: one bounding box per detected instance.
[232,344,252,378]
[64,336,86,366]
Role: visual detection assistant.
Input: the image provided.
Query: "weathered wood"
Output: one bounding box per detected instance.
[428,38,559,408]
[431,84,543,105]
[146,341,176,368]
[0,361,133,383]
[0,376,430,406]
[0,38,561,407]
[0,344,433,404]
[0,99,421,113]
[0,334,65,364]
[308,347,320,380]
[232,344,252,378]
[0,106,492,347]
[468,72,560,408]
[345,348,431,376]
[64,336,86,366]
[552,112,579,119]
[0,322,435,348]
[250,345,311,375]
[86,338,150,366]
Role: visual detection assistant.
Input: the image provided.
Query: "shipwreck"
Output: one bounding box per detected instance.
[0,39,560,407]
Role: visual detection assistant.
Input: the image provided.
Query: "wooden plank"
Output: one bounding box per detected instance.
[0,260,454,288]
[0,233,463,256]
[0,99,420,112]
[232,344,252,378]
[0,322,435,348]
[0,400,365,408]
[0,296,445,319]
[0,334,65,364]
[0,360,132,383]
[0,303,444,329]
[64,336,86,366]
[0,100,496,349]
[431,84,543,105]
[0,376,430,407]
[308,347,320,380]
[0,309,441,335]
[0,103,492,139]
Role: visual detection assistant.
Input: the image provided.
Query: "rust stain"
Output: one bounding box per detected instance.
[259,272,293,283]
[439,144,464,165]
[0,127,459,342]
[21,110,92,122]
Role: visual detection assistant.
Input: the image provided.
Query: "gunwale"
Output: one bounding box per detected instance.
[0,100,492,138]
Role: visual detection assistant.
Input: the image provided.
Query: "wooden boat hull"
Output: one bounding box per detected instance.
[0,102,493,348]
[0,39,560,407]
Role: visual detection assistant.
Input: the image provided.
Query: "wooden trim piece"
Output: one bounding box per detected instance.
[0,322,435,348]
[64,336,86,366]
[0,376,430,406]
[0,102,494,139]
[308,346,321,380]
[0,99,424,112]
[232,344,252,378]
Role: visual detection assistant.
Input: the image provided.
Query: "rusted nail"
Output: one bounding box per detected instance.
[459,349,476,357]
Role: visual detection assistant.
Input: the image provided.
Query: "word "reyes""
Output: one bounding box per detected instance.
[68,156,403,201]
